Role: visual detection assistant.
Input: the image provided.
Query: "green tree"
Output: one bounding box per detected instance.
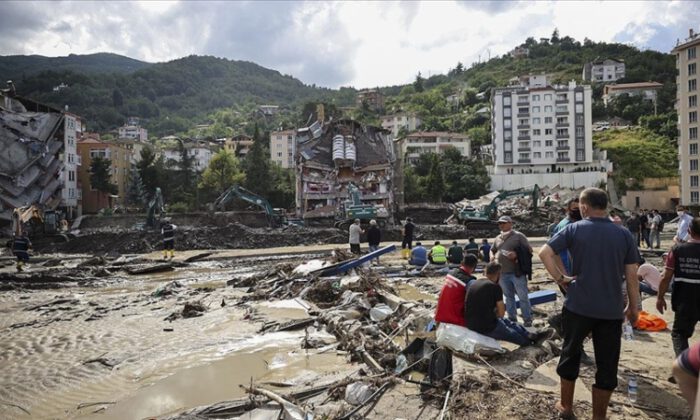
[199,149,245,202]
[403,166,424,203]
[243,125,271,197]
[112,89,123,108]
[89,157,118,196]
[136,146,163,198]
[467,125,490,146]
[413,72,425,93]
[126,167,146,207]
[267,164,295,209]
[425,154,445,202]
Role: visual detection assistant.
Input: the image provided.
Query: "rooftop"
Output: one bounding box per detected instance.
[673,28,700,52]
[406,131,469,139]
[604,82,663,91]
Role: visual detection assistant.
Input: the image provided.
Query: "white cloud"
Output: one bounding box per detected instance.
[0,0,697,88]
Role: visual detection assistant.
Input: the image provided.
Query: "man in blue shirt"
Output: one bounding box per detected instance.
[675,205,694,244]
[479,239,491,263]
[551,198,581,275]
[539,188,639,420]
[409,242,428,266]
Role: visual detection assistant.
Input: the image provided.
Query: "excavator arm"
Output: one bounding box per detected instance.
[213,185,280,227]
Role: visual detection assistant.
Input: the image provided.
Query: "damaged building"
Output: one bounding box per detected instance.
[0,90,68,231]
[295,119,395,224]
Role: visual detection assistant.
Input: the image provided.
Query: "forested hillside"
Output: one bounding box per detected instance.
[0,53,151,80]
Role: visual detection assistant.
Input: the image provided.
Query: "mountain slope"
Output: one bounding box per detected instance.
[0,53,151,81]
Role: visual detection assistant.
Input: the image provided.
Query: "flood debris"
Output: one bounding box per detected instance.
[165,300,207,321]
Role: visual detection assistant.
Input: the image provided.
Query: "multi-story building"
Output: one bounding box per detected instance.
[508,46,530,59]
[490,75,609,190]
[673,28,700,205]
[161,140,212,172]
[603,82,663,107]
[380,113,422,137]
[118,117,148,142]
[269,129,296,168]
[225,134,254,159]
[398,131,471,165]
[356,89,385,111]
[582,58,625,82]
[60,113,82,218]
[77,137,133,213]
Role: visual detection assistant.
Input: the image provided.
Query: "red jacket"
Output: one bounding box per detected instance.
[434,267,475,326]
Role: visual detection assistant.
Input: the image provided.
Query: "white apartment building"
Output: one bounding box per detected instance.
[380,113,422,137]
[582,58,625,83]
[490,75,609,190]
[603,82,663,107]
[162,141,212,172]
[61,113,81,216]
[400,131,471,164]
[118,124,148,142]
[270,129,296,168]
[673,29,700,205]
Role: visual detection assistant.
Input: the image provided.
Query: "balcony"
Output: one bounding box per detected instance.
[556,98,568,104]
[517,135,531,141]
[517,124,530,129]
[555,122,569,127]
[518,159,531,164]
[556,157,571,162]
[517,147,531,152]
[556,133,570,139]
[517,112,530,117]
[555,110,569,116]
[517,100,530,106]
[556,145,570,150]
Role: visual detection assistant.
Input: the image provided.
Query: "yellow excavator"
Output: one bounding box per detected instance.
[11,205,70,242]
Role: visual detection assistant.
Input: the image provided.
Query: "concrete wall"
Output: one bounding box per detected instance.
[489,171,607,191]
[621,185,680,211]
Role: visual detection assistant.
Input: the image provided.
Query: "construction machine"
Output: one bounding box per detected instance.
[455,184,540,229]
[333,183,389,230]
[213,185,301,228]
[145,187,165,229]
[11,205,70,242]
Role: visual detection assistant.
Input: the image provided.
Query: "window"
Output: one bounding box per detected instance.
[693,191,700,203]
[690,63,697,76]
[690,79,697,92]
[532,94,540,101]
[504,152,512,163]
[544,94,552,101]
[534,152,542,158]
[576,150,584,160]
[558,152,568,159]
[518,95,528,103]
[545,117,553,124]
[575,104,584,113]
[576,139,585,148]
[504,108,512,117]
[519,130,529,137]
[503,96,511,106]
[557,140,568,148]
[557,128,569,136]
[504,142,512,151]
[504,130,512,140]
[689,47,697,60]
[576,126,584,137]
[520,142,530,148]
[545,105,553,112]
[692,176,699,187]
[575,92,583,102]
[518,107,529,114]
[68,170,75,181]
[519,153,530,159]
[691,127,698,140]
[691,143,698,155]
[277,152,283,157]
[691,95,698,108]
[519,118,528,126]
[534,141,541,147]
[532,117,541,124]
[533,129,541,135]
[532,106,541,113]
[691,159,699,171]
[691,111,698,123]
[545,128,553,135]
[546,151,554,158]
[557,94,567,101]
[545,140,553,147]
[90,150,107,159]
[557,117,568,124]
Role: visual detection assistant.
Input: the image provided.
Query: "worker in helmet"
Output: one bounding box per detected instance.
[161,218,177,260]
[12,232,32,272]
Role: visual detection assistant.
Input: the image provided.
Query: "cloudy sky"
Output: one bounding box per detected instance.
[1,1,698,89]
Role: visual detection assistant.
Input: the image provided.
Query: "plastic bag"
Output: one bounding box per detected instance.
[435,322,504,354]
[369,304,393,321]
[344,382,375,405]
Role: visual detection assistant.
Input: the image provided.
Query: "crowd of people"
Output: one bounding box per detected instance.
[346,189,699,419]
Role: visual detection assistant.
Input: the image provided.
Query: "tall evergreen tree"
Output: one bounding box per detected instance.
[89,157,118,207]
[126,167,146,207]
[243,125,271,196]
[425,154,445,202]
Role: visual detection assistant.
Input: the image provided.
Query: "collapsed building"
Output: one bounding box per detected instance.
[295,119,395,224]
[0,90,67,231]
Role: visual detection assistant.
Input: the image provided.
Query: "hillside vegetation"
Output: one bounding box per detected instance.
[0,53,151,80]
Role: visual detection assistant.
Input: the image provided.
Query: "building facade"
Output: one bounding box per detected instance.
[162,140,213,172]
[356,89,385,111]
[603,82,663,107]
[582,58,625,82]
[225,134,254,159]
[270,130,296,168]
[674,29,700,205]
[380,113,422,137]
[490,75,609,190]
[118,123,148,142]
[399,131,471,164]
[77,137,133,213]
[60,113,81,217]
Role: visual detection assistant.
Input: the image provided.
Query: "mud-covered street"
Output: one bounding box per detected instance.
[0,233,697,419]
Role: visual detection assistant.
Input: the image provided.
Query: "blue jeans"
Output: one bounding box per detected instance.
[485,318,532,346]
[500,272,532,323]
[650,230,660,248]
[369,244,379,261]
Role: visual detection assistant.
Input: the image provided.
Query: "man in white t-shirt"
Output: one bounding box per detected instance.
[637,259,662,295]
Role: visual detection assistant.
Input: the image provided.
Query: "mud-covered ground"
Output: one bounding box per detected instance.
[0,234,696,419]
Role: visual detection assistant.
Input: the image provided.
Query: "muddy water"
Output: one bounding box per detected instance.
[0,260,346,420]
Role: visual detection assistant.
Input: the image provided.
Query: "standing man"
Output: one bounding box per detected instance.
[348,219,363,256]
[626,213,641,246]
[465,261,535,346]
[491,216,533,326]
[479,239,491,263]
[657,217,700,358]
[12,232,32,272]
[640,210,651,249]
[447,240,464,265]
[539,188,639,420]
[366,219,381,263]
[650,209,662,249]
[401,217,415,259]
[674,206,694,243]
[161,218,177,260]
[551,197,582,275]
